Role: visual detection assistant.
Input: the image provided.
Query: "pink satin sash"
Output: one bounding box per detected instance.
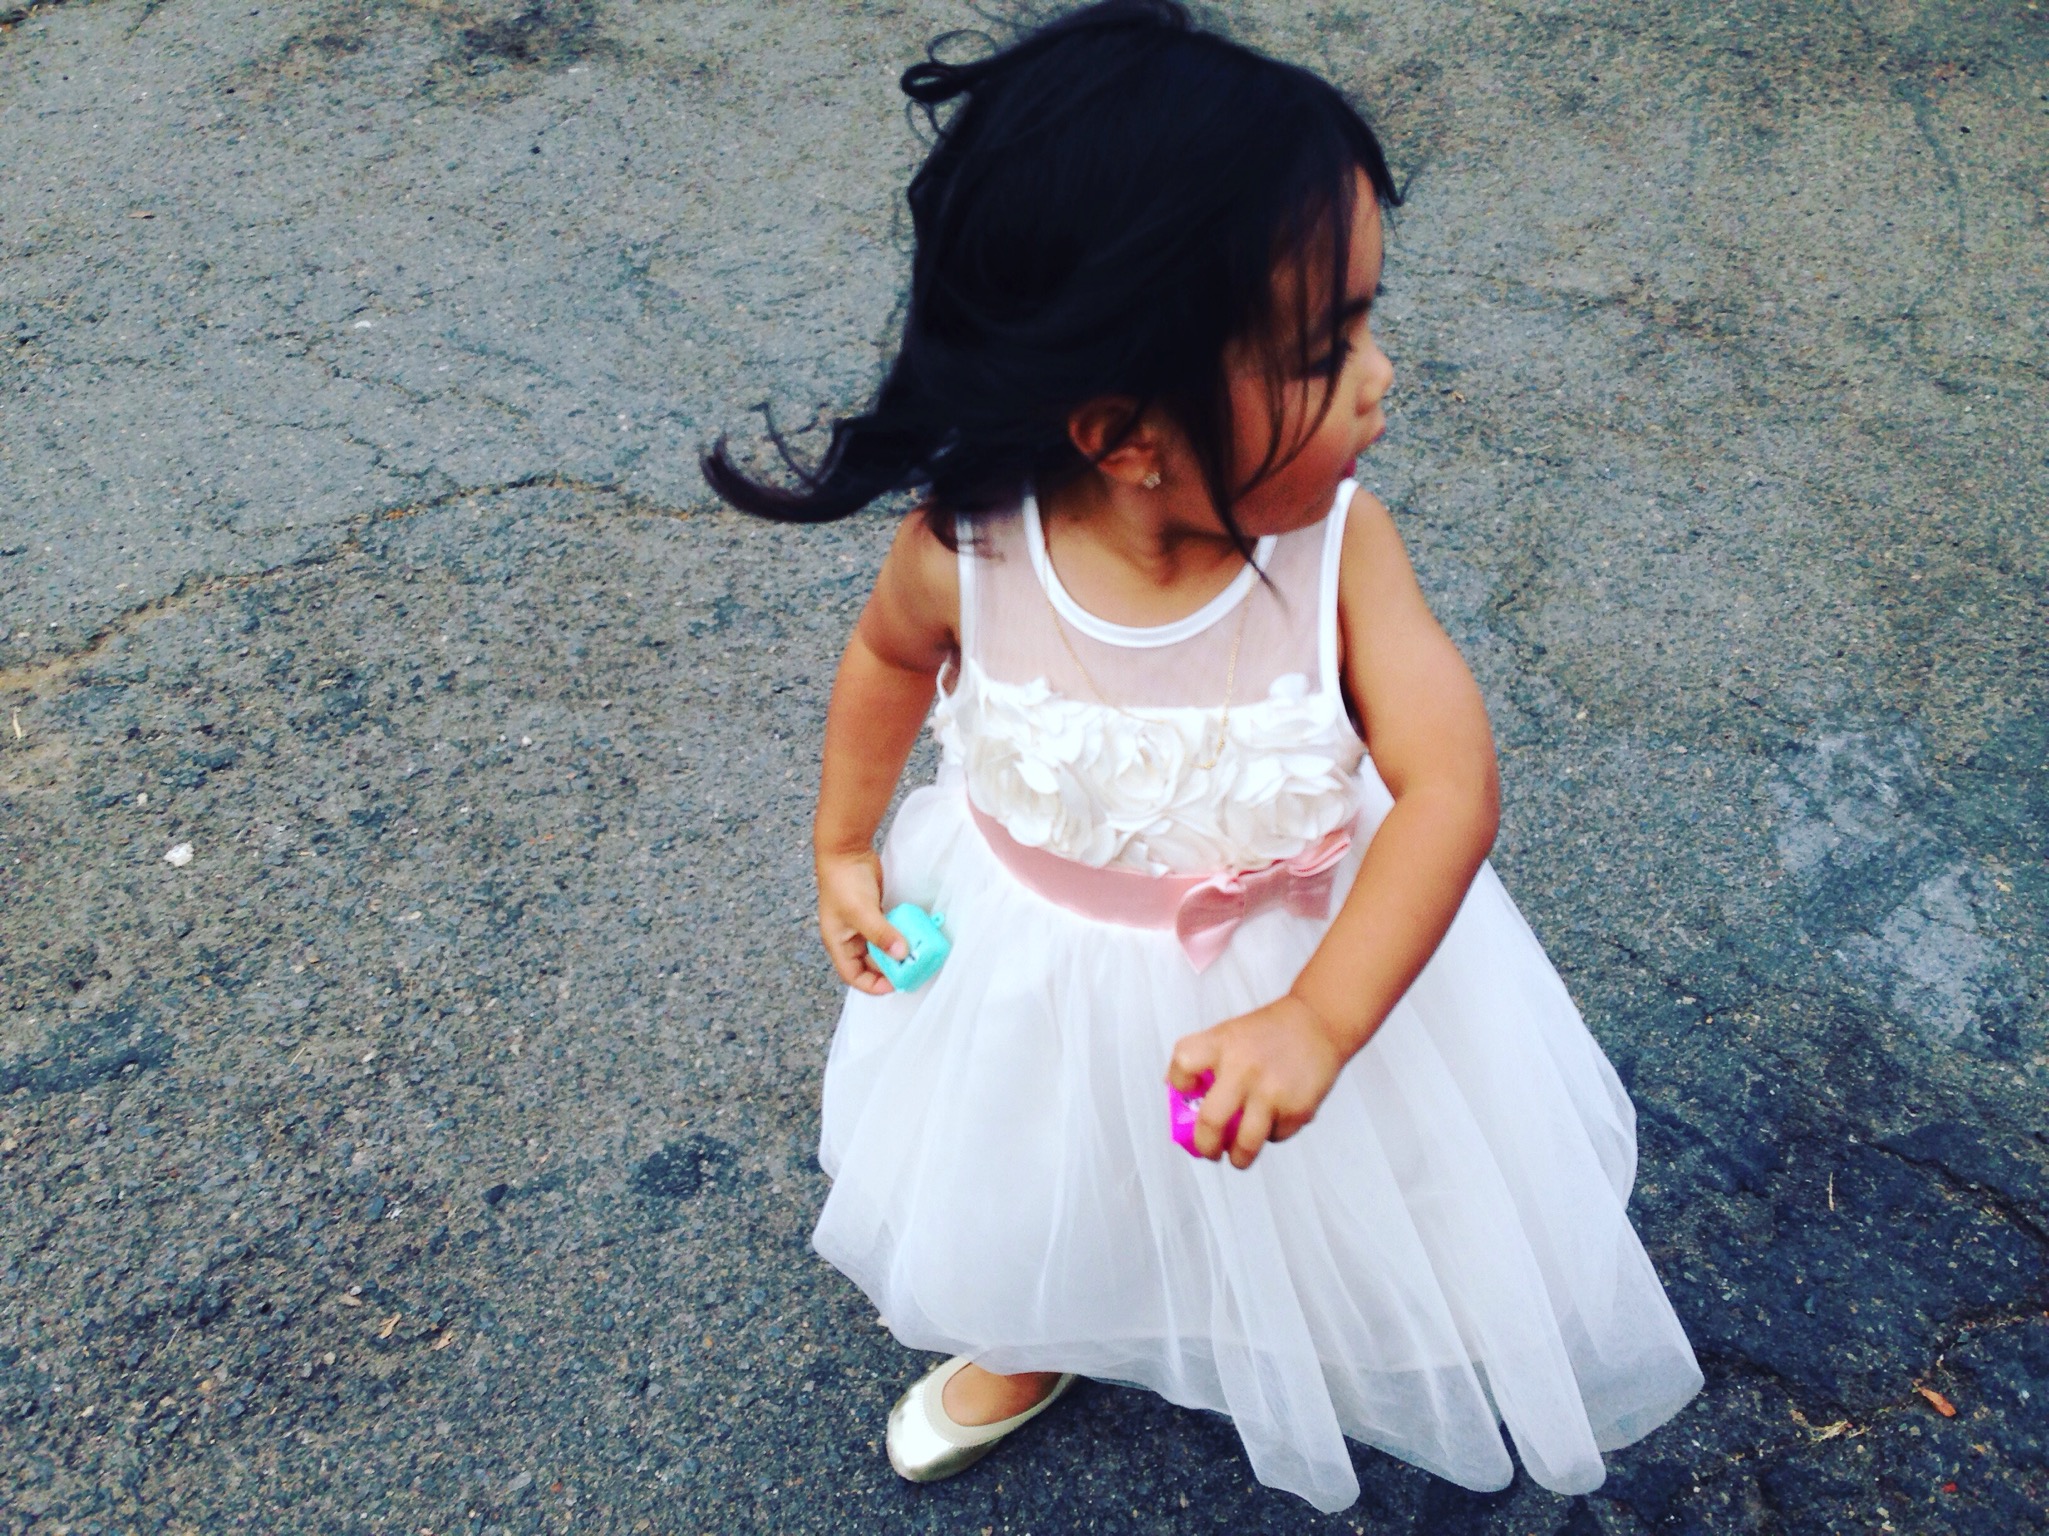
[968,801,1353,972]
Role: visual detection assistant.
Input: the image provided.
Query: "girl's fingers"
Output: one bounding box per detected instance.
[823,923,895,992]
[816,855,906,965]
[826,943,868,989]
[1165,1030,1221,1093]
[835,884,908,962]
[859,912,910,963]
[1193,1072,1247,1161]
[1227,1098,1275,1170]
[835,935,887,992]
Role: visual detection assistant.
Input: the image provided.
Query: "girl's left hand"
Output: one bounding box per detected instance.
[1166,995,1344,1169]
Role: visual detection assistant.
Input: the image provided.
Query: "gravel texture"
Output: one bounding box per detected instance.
[2,1,2045,1533]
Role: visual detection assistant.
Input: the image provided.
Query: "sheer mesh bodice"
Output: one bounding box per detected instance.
[932,481,1369,875]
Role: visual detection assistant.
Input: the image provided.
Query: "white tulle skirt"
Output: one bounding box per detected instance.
[813,764,1702,1513]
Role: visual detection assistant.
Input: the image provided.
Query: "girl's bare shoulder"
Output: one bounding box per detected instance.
[1335,484,1428,621]
[860,508,962,670]
[1331,484,1493,790]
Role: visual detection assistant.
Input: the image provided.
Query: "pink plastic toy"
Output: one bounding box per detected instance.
[1168,1071,1242,1158]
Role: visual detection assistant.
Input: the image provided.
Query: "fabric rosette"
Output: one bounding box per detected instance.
[936,661,1364,876]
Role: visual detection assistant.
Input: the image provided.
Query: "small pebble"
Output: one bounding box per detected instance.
[163,842,193,867]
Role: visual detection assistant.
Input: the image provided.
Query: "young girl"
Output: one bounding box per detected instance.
[705,0,1702,1514]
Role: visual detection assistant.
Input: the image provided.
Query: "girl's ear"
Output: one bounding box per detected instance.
[1066,397,1162,488]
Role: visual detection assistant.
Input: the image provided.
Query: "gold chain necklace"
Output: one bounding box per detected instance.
[1039,551,1251,773]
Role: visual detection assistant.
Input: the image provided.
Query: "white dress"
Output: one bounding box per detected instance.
[812,482,1703,1513]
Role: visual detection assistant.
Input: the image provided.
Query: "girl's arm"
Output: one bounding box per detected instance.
[814,512,961,995]
[1170,489,1500,1165]
[1297,488,1501,1049]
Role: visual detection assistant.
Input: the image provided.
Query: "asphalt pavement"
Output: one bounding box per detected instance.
[2,1,2045,1532]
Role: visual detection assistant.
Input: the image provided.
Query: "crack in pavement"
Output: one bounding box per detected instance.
[0,0,84,36]
[1868,1136,2049,1249]
[0,474,697,699]
[1682,1289,2047,1499]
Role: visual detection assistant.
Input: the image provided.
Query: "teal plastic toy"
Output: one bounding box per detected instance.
[867,904,951,992]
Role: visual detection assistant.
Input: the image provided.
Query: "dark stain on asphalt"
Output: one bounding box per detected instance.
[458,0,597,68]
[0,1001,173,1096]
[482,1167,568,1207]
[633,1134,738,1201]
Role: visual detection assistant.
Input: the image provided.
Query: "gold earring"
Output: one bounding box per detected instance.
[1141,470,1162,489]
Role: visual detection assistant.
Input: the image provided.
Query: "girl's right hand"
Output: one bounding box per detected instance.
[815,849,910,995]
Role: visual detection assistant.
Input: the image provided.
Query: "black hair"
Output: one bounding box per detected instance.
[701,0,1400,552]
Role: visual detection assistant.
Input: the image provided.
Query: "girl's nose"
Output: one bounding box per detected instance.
[1361,344,1393,409]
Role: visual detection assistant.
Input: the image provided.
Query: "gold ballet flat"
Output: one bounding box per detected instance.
[885,1356,1076,1483]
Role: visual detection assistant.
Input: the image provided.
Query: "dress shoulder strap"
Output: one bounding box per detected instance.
[954,508,1029,668]
[954,512,976,661]
[1317,479,1358,702]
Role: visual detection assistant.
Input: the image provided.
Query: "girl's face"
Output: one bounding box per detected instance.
[1221,182,1391,539]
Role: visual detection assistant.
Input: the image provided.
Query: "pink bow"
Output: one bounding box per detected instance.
[1173,827,1352,972]
[969,801,1357,971]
